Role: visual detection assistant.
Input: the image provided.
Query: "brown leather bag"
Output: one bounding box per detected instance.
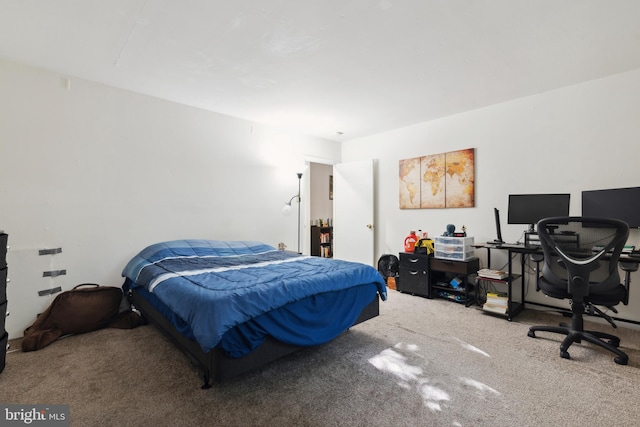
[21,284,143,351]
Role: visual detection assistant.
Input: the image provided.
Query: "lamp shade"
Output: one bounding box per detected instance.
[282,203,293,215]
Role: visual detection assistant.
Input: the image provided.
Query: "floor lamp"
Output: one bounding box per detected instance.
[282,172,303,253]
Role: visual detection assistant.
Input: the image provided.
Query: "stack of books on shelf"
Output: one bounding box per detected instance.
[483,292,508,314]
[477,268,509,280]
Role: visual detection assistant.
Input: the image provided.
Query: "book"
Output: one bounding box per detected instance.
[483,303,508,315]
[484,301,507,308]
[486,292,508,305]
[487,293,507,298]
[486,292,507,298]
[477,268,509,280]
[484,292,508,312]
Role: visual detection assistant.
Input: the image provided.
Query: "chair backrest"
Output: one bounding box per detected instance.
[536,217,629,300]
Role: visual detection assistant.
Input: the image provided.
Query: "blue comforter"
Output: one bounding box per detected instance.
[122,240,387,353]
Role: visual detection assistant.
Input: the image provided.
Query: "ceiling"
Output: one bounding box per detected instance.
[2,0,640,142]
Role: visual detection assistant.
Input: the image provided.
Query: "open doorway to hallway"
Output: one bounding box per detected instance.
[308,162,334,257]
[305,163,333,258]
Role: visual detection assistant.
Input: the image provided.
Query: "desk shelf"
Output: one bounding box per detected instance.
[476,274,524,320]
[479,300,525,319]
[474,244,528,321]
[431,282,476,306]
[477,274,521,284]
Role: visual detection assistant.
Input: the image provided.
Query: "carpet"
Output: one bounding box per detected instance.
[2,290,639,426]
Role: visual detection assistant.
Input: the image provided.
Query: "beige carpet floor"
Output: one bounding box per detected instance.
[2,290,639,426]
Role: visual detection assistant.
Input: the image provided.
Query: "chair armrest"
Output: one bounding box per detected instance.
[531,253,544,263]
[619,261,639,273]
[618,261,637,305]
[530,253,544,292]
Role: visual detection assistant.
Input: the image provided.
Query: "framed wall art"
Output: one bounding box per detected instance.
[399,148,475,209]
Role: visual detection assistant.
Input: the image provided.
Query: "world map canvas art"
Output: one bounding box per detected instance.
[399,148,475,209]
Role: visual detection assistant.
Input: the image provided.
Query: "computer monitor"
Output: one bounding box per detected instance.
[582,186,640,228]
[508,193,571,232]
[488,207,504,244]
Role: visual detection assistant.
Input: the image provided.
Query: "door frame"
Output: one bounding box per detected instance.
[302,156,336,257]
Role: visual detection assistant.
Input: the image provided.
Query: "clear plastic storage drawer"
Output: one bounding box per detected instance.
[434,236,475,260]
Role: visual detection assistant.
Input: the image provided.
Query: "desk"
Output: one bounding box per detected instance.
[475,243,640,322]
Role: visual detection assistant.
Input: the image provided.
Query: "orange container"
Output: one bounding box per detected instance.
[404,231,417,252]
[387,276,396,290]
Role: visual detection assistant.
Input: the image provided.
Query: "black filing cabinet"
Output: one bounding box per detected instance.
[1,232,8,373]
[398,252,430,298]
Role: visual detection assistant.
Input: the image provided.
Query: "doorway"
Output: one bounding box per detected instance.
[308,162,334,256]
[306,159,376,265]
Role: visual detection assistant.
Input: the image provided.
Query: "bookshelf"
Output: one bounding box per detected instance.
[311,226,333,258]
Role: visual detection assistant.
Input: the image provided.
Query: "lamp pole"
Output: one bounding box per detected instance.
[296,172,302,254]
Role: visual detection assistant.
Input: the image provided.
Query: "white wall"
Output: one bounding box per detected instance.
[342,67,640,323]
[0,59,340,336]
[4,56,640,331]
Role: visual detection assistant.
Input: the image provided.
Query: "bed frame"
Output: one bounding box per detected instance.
[130,288,379,388]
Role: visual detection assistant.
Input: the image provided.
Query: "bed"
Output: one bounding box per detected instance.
[121,239,386,387]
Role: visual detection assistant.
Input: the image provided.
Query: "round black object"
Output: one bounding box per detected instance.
[377,254,399,279]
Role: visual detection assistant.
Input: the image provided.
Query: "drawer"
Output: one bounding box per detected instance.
[0,300,6,334]
[0,268,5,303]
[434,236,474,247]
[0,331,7,373]
[434,249,475,261]
[434,242,473,253]
[399,265,428,277]
[430,257,480,274]
[0,233,6,268]
[399,252,430,269]
[398,266,429,297]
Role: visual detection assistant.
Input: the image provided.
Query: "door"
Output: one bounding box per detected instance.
[333,159,375,265]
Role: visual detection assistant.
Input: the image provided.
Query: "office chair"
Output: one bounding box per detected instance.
[527,217,633,365]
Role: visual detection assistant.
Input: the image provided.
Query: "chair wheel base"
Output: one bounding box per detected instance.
[527,325,629,365]
[614,356,628,365]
